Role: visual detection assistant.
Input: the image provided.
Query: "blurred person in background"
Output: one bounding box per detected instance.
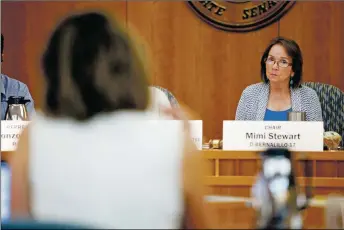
[148,86,173,118]
[9,11,216,229]
[1,34,35,120]
[152,85,179,108]
[235,37,322,122]
[148,86,181,119]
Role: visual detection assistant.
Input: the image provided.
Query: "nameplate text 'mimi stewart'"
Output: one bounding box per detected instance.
[187,1,295,32]
[222,121,324,152]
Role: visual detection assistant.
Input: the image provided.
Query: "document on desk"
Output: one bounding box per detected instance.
[223,121,324,151]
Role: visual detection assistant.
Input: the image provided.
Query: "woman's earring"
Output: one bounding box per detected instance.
[290,77,294,87]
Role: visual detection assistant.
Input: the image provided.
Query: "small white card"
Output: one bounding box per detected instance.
[1,121,30,151]
[189,120,203,150]
[223,121,324,152]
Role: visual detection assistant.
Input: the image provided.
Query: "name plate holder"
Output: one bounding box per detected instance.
[223,121,324,152]
[1,121,30,152]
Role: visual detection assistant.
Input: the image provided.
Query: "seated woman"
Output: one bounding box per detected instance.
[235,37,322,122]
[9,11,216,229]
[237,37,322,227]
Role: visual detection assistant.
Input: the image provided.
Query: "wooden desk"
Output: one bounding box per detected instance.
[203,150,344,229]
[2,149,343,228]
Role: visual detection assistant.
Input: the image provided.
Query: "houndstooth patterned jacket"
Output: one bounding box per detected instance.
[235,82,323,121]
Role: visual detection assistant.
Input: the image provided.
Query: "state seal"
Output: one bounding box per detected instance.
[187,1,295,32]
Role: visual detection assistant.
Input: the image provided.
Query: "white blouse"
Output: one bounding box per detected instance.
[28,111,185,229]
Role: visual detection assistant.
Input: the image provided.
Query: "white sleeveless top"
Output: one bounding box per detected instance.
[28,111,185,229]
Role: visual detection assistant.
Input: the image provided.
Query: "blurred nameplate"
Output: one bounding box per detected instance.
[189,120,203,150]
[1,121,30,151]
[223,121,324,152]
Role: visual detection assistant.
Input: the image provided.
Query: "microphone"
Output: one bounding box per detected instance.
[252,148,311,229]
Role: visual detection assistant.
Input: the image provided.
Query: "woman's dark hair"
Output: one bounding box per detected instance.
[260,37,303,88]
[42,11,149,120]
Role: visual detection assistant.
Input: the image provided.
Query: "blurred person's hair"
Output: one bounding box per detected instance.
[42,11,149,120]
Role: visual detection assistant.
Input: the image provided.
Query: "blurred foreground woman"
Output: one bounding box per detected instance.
[9,11,215,229]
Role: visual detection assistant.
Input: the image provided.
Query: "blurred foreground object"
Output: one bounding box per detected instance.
[324,131,342,150]
[1,162,11,221]
[252,148,309,229]
[325,195,344,229]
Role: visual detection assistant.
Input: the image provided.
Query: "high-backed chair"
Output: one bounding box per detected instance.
[303,82,344,142]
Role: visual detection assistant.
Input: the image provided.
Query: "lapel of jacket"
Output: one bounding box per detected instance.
[255,83,269,120]
[291,86,302,112]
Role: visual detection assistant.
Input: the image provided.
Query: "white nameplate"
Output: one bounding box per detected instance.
[189,120,203,150]
[223,121,324,152]
[1,121,30,151]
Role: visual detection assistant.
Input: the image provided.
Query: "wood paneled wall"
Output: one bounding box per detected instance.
[1,1,344,139]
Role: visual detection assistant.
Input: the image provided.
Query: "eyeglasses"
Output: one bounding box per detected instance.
[265,56,292,68]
